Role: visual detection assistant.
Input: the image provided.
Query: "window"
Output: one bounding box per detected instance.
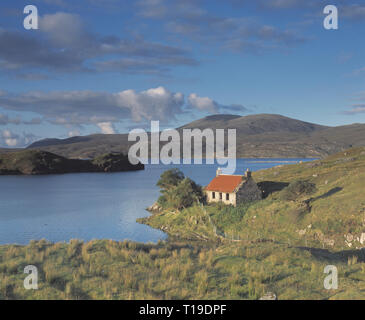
[226,193,229,200]
[219,193,222,200]
[212,192,215,199]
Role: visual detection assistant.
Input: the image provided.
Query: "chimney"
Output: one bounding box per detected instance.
[245,168,252,178]
[216,167,222,176]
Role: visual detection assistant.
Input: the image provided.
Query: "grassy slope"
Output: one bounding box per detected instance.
[144,147,365,250]
[1,148,365,300]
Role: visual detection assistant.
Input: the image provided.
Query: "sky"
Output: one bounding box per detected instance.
[0,0,365,147]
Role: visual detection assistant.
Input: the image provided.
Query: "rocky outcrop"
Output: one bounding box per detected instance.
[147,202,162,212]
[0,150,144,175]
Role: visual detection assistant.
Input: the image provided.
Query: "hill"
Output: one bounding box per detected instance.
[179,113,327,134]
[14,114,365,159]
[0,150,144,175]
[142,147,365,251]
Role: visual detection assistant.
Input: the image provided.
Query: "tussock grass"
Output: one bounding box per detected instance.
[0,238,364,299]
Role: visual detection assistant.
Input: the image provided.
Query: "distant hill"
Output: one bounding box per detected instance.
[180,113,327,134]
[16,113,365,159]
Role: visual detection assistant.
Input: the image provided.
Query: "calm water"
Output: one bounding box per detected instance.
[0,159,314,244]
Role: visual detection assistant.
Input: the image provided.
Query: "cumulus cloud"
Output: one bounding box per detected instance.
[188,93,249,114]
[116,87,185,122]
[1,129,17,146]
[188,93,219,113]
[0,129,38,147]
[96,122,116,134]
[0,87,248,132]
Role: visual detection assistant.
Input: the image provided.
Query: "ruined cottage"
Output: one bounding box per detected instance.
[205,168,262,206]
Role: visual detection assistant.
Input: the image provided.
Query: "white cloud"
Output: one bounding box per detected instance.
[0,87,248,133]
[0,87,186,125]
[188,93,218,113]
[115,86,185,122]
[97,122,116,134]
[1,129,38,147]
[188,93,249,114]
[1,129,18,146]
[4,138,17,146]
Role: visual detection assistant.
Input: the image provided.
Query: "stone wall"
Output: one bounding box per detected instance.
[236,178,262,204]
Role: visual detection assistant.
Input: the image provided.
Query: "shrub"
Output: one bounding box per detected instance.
[157,168,185,190]
[279,180,316,201]
[157,170,204,210]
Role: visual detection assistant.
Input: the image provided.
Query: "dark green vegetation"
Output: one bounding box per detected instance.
[0,150,143,175]
[1,114,364,158]
[278,180,317,201]
[156,169,204,210]
[1,147,365,300]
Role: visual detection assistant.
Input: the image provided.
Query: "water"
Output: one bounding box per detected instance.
[0,158,314,245]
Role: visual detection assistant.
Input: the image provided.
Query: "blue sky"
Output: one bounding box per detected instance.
[0,0,365,147]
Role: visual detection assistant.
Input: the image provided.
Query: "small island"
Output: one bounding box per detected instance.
[0,150,144,175]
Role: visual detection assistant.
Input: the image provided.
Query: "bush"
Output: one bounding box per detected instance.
[157,168,185,190]
[279,180,316,201]
[157,169,204,210]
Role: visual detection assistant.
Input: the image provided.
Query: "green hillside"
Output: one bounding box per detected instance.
[143,147,365,251]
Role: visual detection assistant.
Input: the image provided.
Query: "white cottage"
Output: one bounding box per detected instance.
[205,168,262,206]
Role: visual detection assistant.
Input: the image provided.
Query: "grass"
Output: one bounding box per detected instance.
[2,239,365,300]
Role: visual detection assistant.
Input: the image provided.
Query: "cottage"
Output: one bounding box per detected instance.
[205,168,262,206]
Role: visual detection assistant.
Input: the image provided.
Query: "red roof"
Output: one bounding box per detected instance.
[205,175,244,193]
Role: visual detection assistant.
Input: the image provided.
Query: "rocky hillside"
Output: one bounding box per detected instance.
[0,150,144,175]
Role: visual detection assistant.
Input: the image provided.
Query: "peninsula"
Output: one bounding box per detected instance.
[0,150,144,175]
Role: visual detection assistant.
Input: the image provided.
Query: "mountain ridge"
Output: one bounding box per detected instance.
[1,113,364,159]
